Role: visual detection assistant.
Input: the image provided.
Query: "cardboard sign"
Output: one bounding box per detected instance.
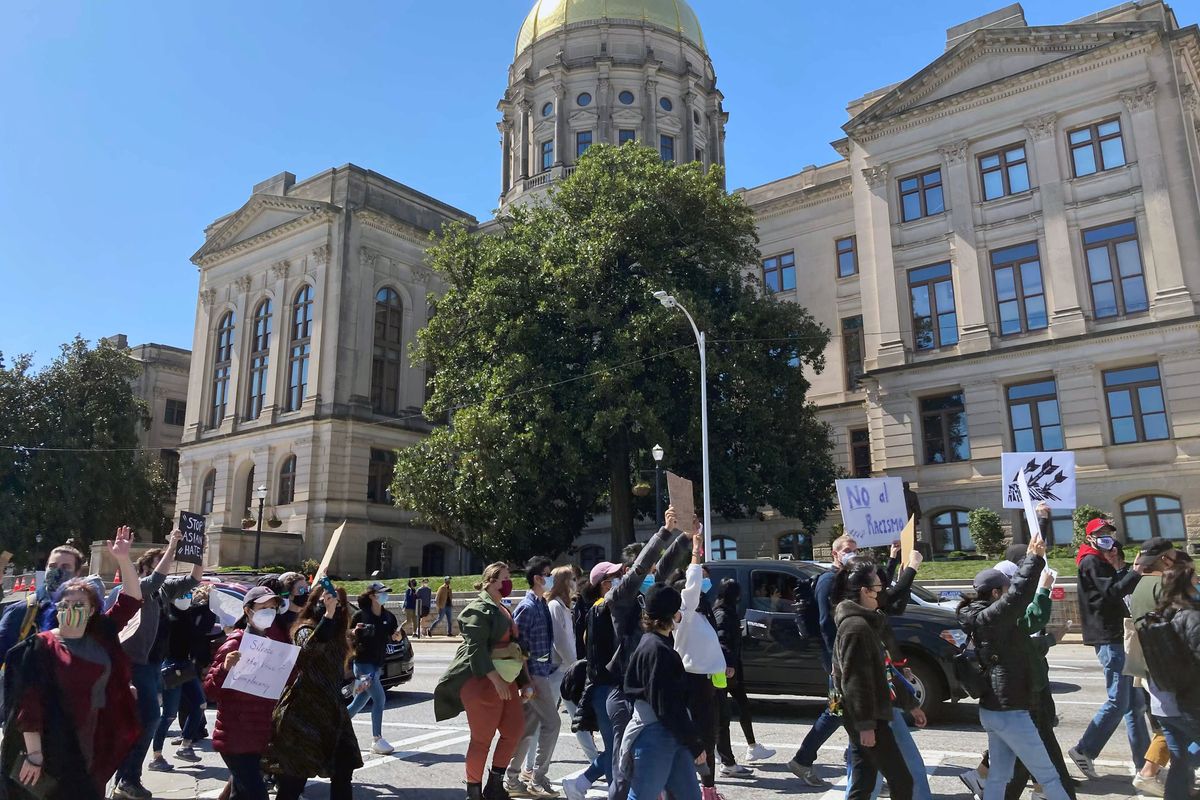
[315,521,347,580]
[665,472,697,534]
[222,632,300,700]
[835,477,907,548]
[176,512,206,565]
[1002,452,1076,510]
[899,515,917,569]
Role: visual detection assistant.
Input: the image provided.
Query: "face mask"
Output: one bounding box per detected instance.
[610,576,623,591]
[1095,536,1116,551]
[174,596,192,611]
[701,578,713,594]
[250,608,276,630]
[45,567,69,594]
[293,589,309,605]
[543,574,556,592]
[499,579,513,596]
[376,592,390,606]
[56,603,91,629]
[640,575,655,594]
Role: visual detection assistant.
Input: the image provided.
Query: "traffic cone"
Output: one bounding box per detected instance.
[13,578,23,592]
[114,569,122,586]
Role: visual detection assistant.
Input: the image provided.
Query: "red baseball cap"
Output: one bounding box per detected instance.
[1086,518,1116,538]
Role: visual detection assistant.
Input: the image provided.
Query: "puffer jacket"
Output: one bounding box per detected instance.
[957,553,1044,712]
[203,622,292,754]
[832,600,894,732]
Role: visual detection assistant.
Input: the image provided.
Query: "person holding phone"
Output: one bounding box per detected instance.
[347,581,400,755]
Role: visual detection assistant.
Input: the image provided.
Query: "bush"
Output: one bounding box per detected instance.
[968,507,1006,559]
[948,550,967,560]
[1072,505,1111,548]
[300,558,321,577]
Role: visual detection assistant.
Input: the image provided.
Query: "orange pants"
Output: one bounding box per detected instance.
[461,675,525,784]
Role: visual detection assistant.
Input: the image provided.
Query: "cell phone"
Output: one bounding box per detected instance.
[319,576,336,595]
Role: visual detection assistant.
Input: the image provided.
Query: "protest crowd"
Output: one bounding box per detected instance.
[3,501,1200,800]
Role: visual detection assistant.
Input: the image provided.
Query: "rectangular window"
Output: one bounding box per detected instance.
[576,130,592,159]
[1069,118,1126,177]
[850,428,871,478]
[762,251,796,294]
[1083,220,1148,319]
[160,449,180,491]
[1104,364,1169,444]
[367,448,397,504]
[990,241,1047,335]
[541,140,554,171]
[898,168,944,222]
[978,144,1030,200]
[908,262,958,350]
[660,134,675,162]
[164,399,187,426]
[619,129,636,146]
[835,236,858,278]
[842,315,864,390]
[921,391,971,464]
[695,147,703,163]
[1006,379,1063,451]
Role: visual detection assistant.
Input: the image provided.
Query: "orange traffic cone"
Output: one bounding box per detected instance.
[114,569,122,586]
[13,578,23,592]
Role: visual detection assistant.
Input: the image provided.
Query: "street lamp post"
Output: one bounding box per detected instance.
[651,291,712,557]
[651,444,665,526]
[252,484,267,570]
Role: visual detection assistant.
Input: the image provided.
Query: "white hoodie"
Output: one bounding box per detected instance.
[673,563,727,675]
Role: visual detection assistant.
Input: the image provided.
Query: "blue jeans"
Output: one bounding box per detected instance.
[794,668,841,766]
[222,752,268,800]
[1075,644,1150,768]
[626,721,701,800]
[846,708,931,800]
[980,708,1071,800]
[117,661,164,782]
[584,684,615,784]
[1155,715,1200,800]
[346,662,387,738]
[153,669,206,752]
[435,606,454,635]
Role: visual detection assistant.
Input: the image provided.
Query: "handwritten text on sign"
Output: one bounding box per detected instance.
[176,511,206,565]
[222,632,300,700]
[835,477,908,547]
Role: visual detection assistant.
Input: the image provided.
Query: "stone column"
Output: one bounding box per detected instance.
[684,90,696,163]
[189,287,217,440]
[597,64,612,144]
[856,162,906,368]
[518,98,531,179]
[1121,82,1192,317]
[644,76,659,149]
[553,82,567,167]
[265,258,290,419]
[231,274,255,425]
[500,119,512,196]
[938,139,989,353]
[1024,113,1086,336]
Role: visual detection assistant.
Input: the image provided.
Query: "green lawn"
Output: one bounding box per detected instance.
[336,575,531,597]
[916,556,1080,581]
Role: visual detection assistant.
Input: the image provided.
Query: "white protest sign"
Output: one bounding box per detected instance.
[1002,452,1075,510]
[1017,469,1042,543]
[835,477,907,547]
[222,632,300,700]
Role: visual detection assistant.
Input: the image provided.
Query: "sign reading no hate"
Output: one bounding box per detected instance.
[835,477,908,548]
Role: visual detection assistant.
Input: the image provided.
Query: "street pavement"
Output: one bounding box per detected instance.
[142,640,1149,800]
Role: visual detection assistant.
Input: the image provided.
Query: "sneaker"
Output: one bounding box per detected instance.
[371,737,395,755]
[519,770,534,785]
[175,746,202,763]
[700,787,727,800]
[526,778,559,798]
[170,736,184,746]
[959,769,984,800]
[561,773,591,800]
[147,757,173,773]
[1068,747,1098,780]
[504,776,529,797]
[719,763,755,778]
[1134,774,1166,797]
[745,743,776,762]
[787,759,829,787]
[112,780,153,800]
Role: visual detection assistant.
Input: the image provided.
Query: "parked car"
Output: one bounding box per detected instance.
[705,559,968,713]
[340,631,415,698]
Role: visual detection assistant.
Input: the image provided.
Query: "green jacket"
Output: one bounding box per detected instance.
[433,592,526,721]
[1018,587,1053,691]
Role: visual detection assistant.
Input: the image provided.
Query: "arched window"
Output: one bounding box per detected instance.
[931,509,974,552]
[579,545,605,572]
[242,466,256,517]
[246,299,272,419]
[210,311,235,427]
[200,470,216,515]
[372,288,404,414]
[286,286,313,411]
[422,543,447,576]
[710,536,738,561]
[277,455,296,505]
[777,532,813,561]
[1122,495,1186,542]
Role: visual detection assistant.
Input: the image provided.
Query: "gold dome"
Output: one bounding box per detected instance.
[515,0,706,56]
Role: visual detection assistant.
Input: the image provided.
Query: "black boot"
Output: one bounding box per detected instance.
[483,769,512,800]
[466,783,484,800]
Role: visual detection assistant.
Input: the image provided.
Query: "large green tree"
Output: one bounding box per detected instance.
[392,144,838,562]
[0,338,171,565]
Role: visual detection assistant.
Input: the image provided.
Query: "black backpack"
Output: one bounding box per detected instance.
[1137,608,1200,710]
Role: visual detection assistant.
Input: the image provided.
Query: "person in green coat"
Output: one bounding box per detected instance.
[434,562,531,800]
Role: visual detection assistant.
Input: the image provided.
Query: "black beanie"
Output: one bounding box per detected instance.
[644,584,682,621]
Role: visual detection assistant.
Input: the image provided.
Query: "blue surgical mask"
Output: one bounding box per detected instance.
[609,577,623,591]
[543,574,555,592]
[640,575,655,594]
[376,592,390,606]
[701,578,713,594]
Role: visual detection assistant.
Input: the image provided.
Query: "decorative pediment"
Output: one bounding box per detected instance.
[192,194,340,267]
[612,108,643,125]
[533,119,556,139]
[568,109,599,127]
[845,25,1157,138]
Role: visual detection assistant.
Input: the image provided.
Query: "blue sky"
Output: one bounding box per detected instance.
[2,0,1195,363]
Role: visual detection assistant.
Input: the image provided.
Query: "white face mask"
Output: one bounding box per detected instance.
[250,608,276,630]
[543,574,556,592]
[173,597,191,611]
[609,576,623,590]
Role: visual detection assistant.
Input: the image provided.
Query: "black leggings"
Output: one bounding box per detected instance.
[275,756,355,800]
[846,723,913,800]
[686,673,718,787]
[221,753,268,800]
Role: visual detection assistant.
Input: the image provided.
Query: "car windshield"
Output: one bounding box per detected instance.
[909,583,939,602]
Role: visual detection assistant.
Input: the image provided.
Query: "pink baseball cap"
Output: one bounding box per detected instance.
[589,561,623,586]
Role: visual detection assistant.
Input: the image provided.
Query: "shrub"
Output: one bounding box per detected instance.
[1072,505,1111,548]
[300,558,321,577]
[968,507,1006,559]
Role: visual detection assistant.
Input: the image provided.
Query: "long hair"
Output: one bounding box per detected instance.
[715,578,742,609]
[1158,551,1196,613]
[292,585,350,645]
[474,562,509,592]
[545,565,574,605]
[835,557,880,605]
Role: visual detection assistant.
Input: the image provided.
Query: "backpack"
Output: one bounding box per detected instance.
[17,593,41,643]
[1137,608,1200,710]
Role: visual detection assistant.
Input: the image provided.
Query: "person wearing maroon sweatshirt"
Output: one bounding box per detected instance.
[204,586,290,800]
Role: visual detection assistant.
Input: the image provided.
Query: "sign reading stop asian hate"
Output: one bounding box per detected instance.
[835,477,908,548]
[176,511,206,565]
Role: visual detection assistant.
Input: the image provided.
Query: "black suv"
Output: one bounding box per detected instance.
[705,559,967,712]
[339,632,415,699]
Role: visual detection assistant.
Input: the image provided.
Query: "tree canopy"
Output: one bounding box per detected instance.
[392,144,838,562]
[0,338,171,565]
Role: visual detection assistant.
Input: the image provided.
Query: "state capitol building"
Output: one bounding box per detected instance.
[125,0,1200,576]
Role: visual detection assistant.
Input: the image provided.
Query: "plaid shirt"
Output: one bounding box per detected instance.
[513,591,556,677]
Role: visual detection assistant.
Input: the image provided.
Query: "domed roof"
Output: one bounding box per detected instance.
[515,0,706,56]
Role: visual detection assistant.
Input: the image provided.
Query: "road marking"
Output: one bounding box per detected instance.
[352,733,474,774]
[352,718,471,733]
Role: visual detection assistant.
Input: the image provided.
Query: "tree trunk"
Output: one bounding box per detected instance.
[608,429,634,559]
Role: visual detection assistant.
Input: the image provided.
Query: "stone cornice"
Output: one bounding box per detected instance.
[1120,81,1158,113]
[747,178,853,220]
[192,194,340,267]
[356,208,434,248]
[862,164,890,188]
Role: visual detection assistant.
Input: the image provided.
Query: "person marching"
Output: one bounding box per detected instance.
[418,578,434,638]
[435,562,530,800]
[546,564,599,764]
[712,578,774,775]
[149,582,218,770]
[347,581,401,755]
[0,541,87,668]
[435,576,456,636]
[403,579,420,637]
[276,572,309,631]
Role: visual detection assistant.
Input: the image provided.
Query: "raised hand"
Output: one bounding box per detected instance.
[167,528,183,550]
[109,526,134,559]
[664,506,678,532]
[908,550,924,570]
[322,588,339,616]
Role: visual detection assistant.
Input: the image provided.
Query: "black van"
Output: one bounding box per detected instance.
[705,559,968,712]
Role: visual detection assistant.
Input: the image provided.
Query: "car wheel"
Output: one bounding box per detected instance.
[903,653,947,713]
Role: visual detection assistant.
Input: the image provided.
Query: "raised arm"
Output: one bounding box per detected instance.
[111,526,141,602]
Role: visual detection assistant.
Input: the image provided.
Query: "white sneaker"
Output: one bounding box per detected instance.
[1133,773,1166,797]
[959,769,984,800]
[561,773,591,800]
[719,763,754,778]
[371,737,395,754]
[1067,747,1098,780]
[744,743,776,762]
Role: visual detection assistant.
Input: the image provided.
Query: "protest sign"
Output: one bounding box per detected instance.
[315,521,347,580]
[665,471,697,535]
[176,511,206,565]
[899,515,916,569]
[1017,469,1043,543]
[835,477,907,548]
[1002,452,1075,510]
[222,631,300,700]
